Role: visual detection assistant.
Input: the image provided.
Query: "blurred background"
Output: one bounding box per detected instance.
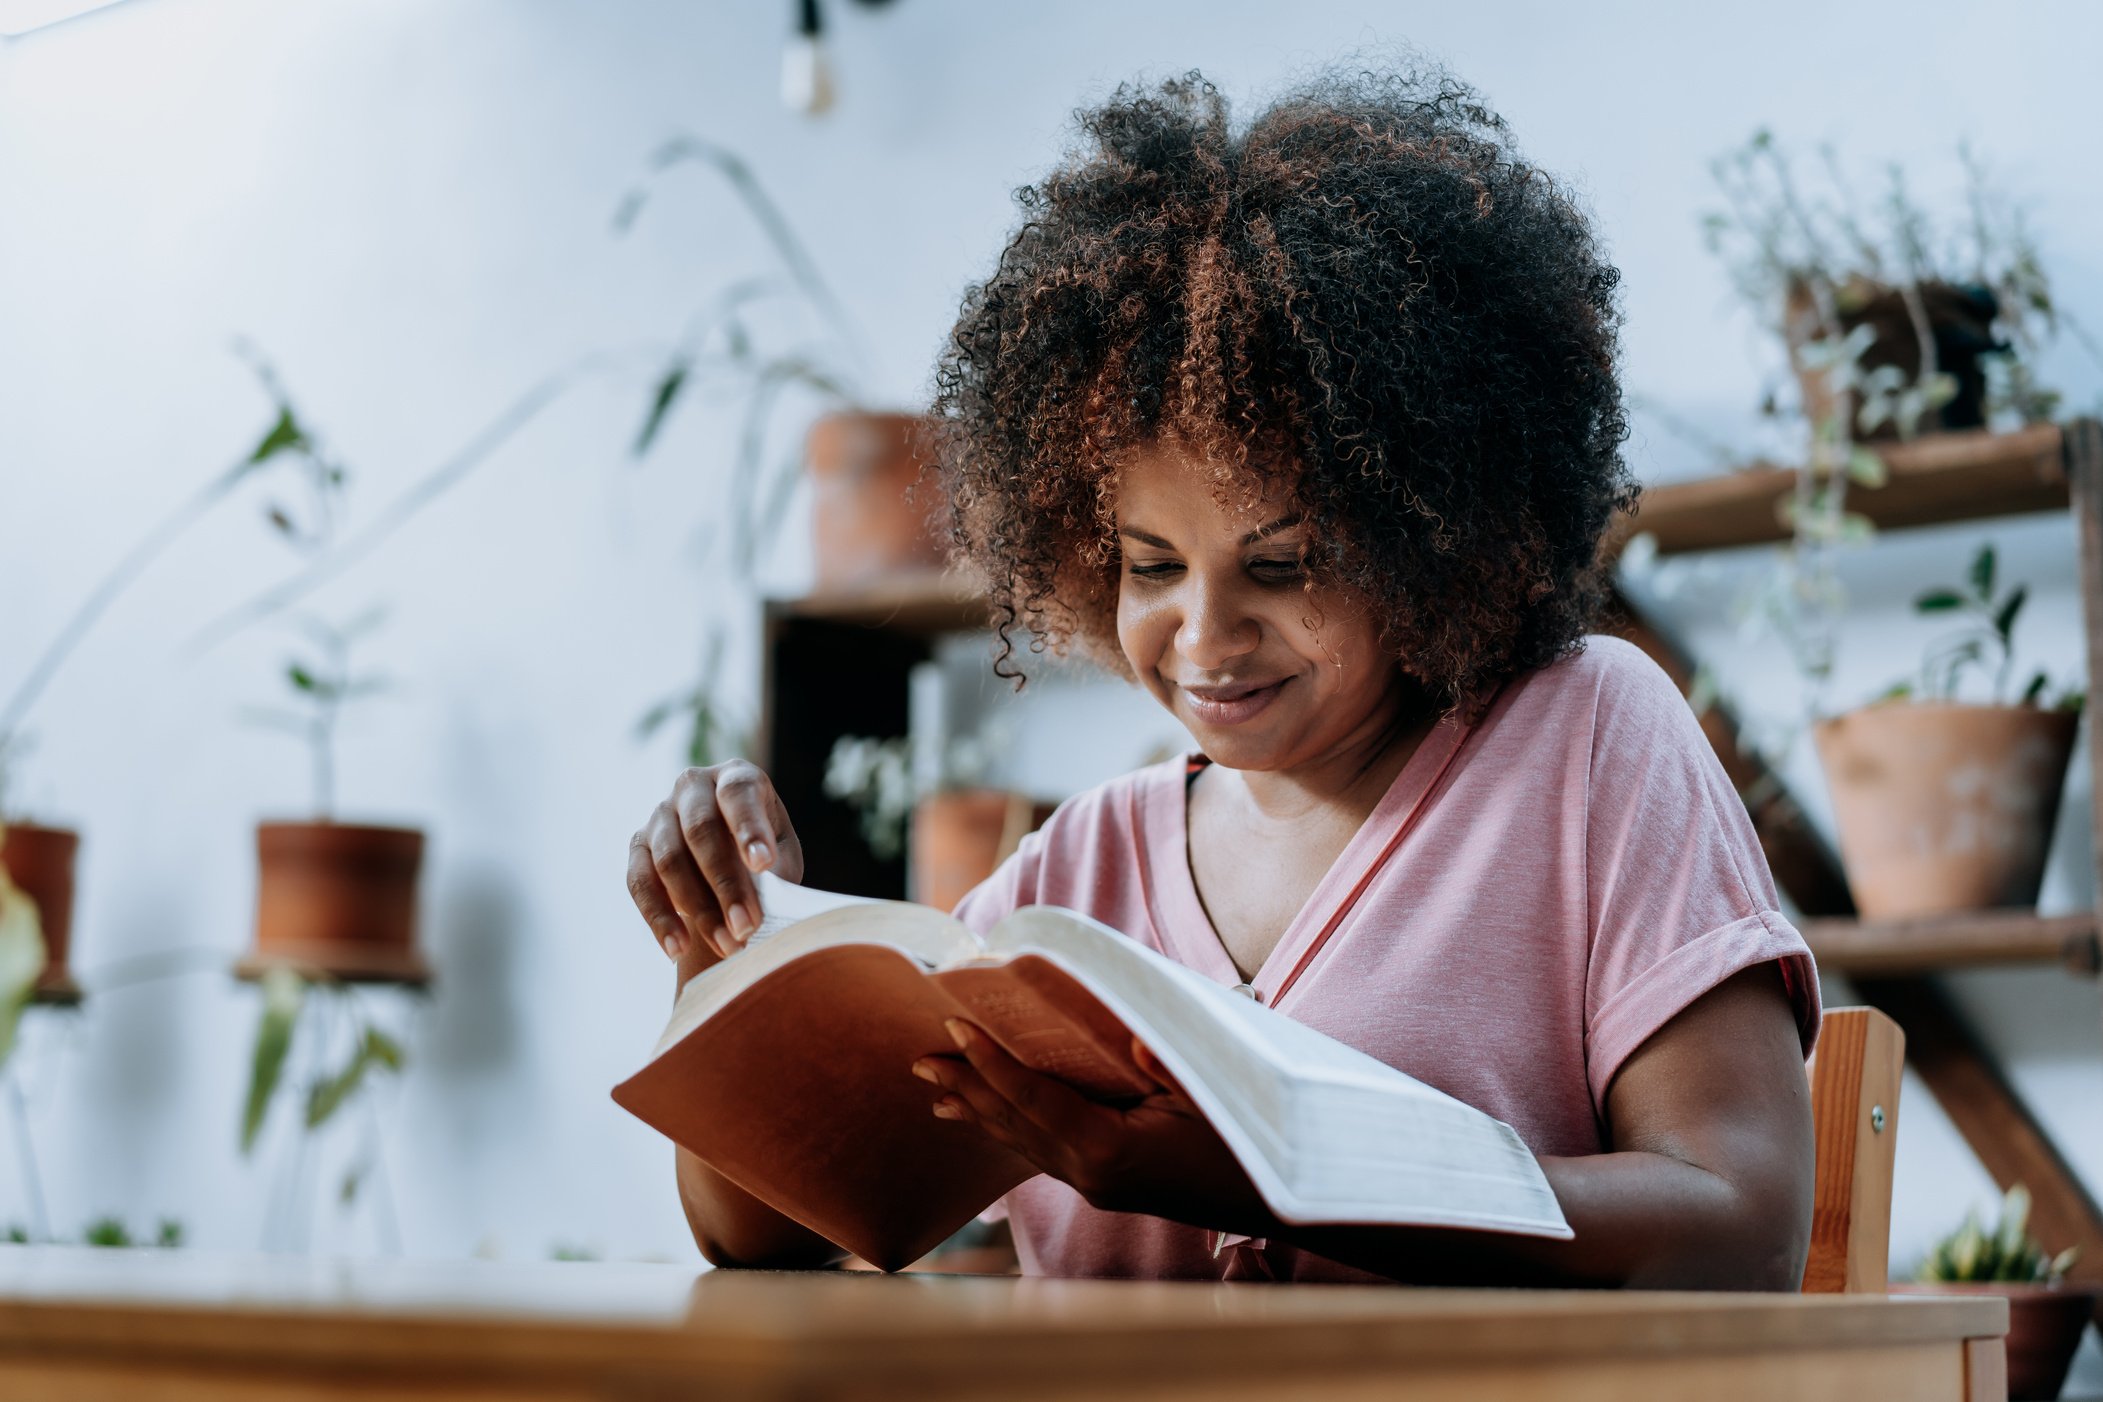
[1,0,2099,1378]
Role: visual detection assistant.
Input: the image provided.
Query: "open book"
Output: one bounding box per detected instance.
[613,873,1570,1271]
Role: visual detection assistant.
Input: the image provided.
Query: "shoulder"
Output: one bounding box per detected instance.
[1499,634,1690,737]
[950,755,1183,929]
[1028,753,1183,852]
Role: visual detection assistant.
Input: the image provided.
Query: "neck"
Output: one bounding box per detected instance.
[1231,672,1431,823]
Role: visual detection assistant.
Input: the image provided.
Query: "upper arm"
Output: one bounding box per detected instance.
[1600,961,1816,1283]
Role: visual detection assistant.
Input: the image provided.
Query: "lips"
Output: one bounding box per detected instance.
[1178,677,1289,726]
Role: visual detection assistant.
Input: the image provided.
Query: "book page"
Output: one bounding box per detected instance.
[984,905,1570,1237]
[648,874,978,1061]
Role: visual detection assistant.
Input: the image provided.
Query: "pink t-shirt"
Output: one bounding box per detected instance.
[951,634,1821,1282]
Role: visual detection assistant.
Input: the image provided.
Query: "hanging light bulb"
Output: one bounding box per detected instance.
[781,0,834,117]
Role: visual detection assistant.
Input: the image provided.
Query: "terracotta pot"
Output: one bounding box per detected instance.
[806,411,948,591]
[0,823,81,1004]
[910,790,1023,914]
[1814,704,2078,920]
[1785,277,2000,439]
[242,822,429,984]
[1895,1282,2098,1400]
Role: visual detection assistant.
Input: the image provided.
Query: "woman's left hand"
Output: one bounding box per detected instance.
[913,1020,1272,1236]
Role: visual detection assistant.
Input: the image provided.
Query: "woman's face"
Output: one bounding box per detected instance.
[1113,441,1402,772]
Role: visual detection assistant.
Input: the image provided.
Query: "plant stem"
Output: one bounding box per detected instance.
[183,355,624,659]
[0,456,255,750]
[5,1068,50,1243]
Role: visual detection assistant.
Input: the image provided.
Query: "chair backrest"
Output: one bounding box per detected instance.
[1801,1005,1905,1293]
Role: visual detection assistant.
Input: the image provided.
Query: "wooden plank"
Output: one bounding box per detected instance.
[1613,423,2067,558]
[0,1250,2008,1390]
[1803,1008,1904,1294]
[1801,910,2102,977]
[770,572,991,634]
[1964,1336,2008,1402]
[0,1342,1979,1402]
[1850,976,2103,1325]
[1604,597,1857,917]
[2067,417,2103,955]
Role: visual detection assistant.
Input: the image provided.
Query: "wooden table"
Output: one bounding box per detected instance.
[0,1245,2007,1401]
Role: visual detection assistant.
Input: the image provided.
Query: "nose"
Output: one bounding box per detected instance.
[1175,573,1260,671]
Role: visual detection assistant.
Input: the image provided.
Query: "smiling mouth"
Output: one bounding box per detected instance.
[1178,677,1290,725]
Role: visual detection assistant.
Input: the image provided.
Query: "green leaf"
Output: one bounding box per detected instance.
[0,862,48,1069]
[1992,584,2026,644]
[1971,544,1996,602]
[155,1219,184,1249]
[1845,446,1889,488]
[2020,672,2050,706]
[83,1217,130,1248]
[241,969,306,1154]
[1875,680,1914,703]
[287,662,320,693]
[632,360,690,458]
[2059,690,2088,715]
[246,407,308,467]
[1914,590,1966,613]
[304,1025,405,1131]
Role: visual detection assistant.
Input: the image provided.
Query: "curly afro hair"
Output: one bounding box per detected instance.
[930,64,1635,710]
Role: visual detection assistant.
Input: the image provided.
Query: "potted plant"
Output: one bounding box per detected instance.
[0,352,327,1005]
[619,135,947,765]
[1813,543,2082,920]
[823,729,1042,913]
[1899,1186,2094,1401]
[1684,135,2092,722]
[237,608,426,984]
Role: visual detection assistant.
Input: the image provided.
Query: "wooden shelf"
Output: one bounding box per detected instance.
[765,573,989,635]
[1616,423,2069,558]
[1802,910,2102,978]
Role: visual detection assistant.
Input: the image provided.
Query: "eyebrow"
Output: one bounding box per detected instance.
[1119,514,1306,550]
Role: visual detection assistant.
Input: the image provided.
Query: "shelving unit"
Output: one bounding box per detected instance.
[756,417,2103,1312]
[1617,417,2103,1319]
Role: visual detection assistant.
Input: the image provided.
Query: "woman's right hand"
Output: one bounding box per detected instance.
[627,762,805,963]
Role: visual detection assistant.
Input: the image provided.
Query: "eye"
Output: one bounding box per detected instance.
[1126,560,1184,580]
[1248,557,1306,582]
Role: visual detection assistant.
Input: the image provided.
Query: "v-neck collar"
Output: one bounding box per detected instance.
[1143,713,1476,1004]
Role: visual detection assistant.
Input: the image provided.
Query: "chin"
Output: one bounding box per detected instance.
[1182,726,1291,772]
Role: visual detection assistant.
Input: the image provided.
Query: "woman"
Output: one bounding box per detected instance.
[626,67,1819,1287]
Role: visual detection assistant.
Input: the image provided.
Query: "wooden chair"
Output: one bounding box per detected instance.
[1801,1005,1906,1293]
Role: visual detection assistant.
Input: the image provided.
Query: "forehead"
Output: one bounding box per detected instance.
[1110,439,1298,528]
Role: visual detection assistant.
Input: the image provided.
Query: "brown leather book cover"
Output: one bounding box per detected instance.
[612,944,1157,1271]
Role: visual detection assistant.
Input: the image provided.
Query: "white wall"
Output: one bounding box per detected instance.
[1,0,2099,1355]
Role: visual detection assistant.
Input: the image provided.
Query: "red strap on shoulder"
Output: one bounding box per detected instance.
[1265,722,1475,1007]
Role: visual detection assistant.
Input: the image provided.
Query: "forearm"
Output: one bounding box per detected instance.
[675,1147,847,1270]
[1269,1149,1809,1290]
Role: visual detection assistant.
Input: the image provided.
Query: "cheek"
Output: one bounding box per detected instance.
[1116,590,1174,681]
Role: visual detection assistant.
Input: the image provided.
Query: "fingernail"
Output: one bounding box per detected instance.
[911,1061,940,1084]
[744,839,771,872]
[932,1101,962,1120]
[726,904,754,942]
[944,1018,970,1050]
[660,930,686,959]
[709,925,731,955]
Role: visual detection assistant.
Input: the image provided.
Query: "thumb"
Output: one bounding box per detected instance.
[1130,1038,1189,1099]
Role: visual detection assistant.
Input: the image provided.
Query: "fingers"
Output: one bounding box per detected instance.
[626,831,692,959]
[644,799,728,959]
[712,760,785,877]
[674,765,763,947]
[921,1021,1108,1145]
[633,761,803,966]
